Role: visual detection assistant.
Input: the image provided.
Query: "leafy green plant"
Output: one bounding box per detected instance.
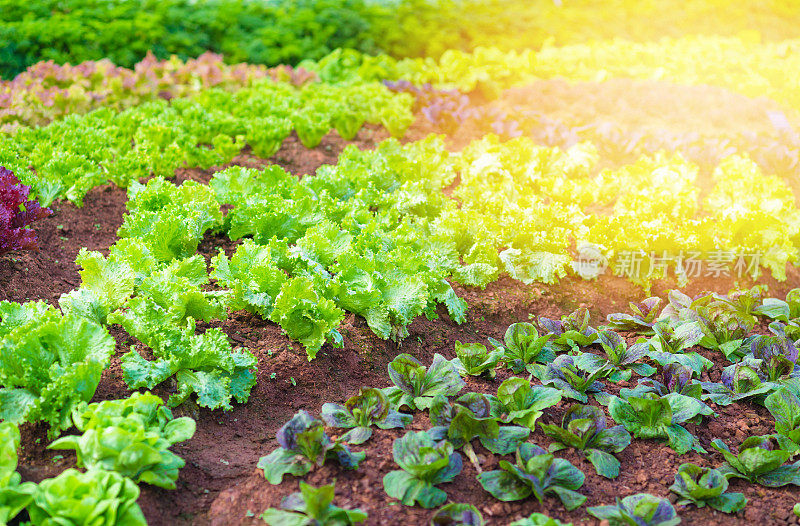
[711,435,800,487]
[677,306,753,359]
[258,411,365,484]
[450,341,503,378]
[700,361,778,406]
[261,482,367,525]
[384,353,465,410]
[48,392,196,489]
[118,178,223,262]
[27,469,146,526]
[430,503,483,525]
[383,431,462,508]
[269,276,345,360]
[211,239,288,319]
[111,302,258,411]
[582,330,655,382]
[621,363,702,400]
[0,303,115,437]
[494,377,562,431]
[477,443,586,510]
[609,393,713,454]
[293,109,331,148]
[536,354,613,404]
[488,322,555,373]
[645,320,711,377]
[605,297,662,334]
[540,404,631,479]
[748,334,798,380]
[588,493,680,526]
[765,387,800,451]
[646,317,705,353]
[756,289,800,322]
[709,286,766,321]
[538,308,599,353]
[428,392,529,470]
[321,387,411,445]
[669,463,746,513]
[0,422,36,525]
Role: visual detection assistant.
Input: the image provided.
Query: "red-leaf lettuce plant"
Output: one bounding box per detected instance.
[0,166,52,256]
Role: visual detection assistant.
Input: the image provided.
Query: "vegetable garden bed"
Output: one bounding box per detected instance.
[4,67,800,526]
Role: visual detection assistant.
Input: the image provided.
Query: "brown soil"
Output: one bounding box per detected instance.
[4,84,800,526]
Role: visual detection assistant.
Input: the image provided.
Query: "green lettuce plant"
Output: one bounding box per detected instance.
[609,393,713,454]
[677,306,753,360]
[0,422,36,525]
[540,404,631,479]
[269,276,345,360]
[321,387,412,445]
[700,361,778,406]
[477,443,586,511]
[711,435,800,487]
[0,303,115,437]
[588,493,680,526]
[383,353,465,410]
[538,308,599,353]
[488,322,555,373]
[536,354,613,404]
[383,431,463,508]
[261,482,367,525]
[645,320,711,376]
[111,302,258,411]
[668,463,746,513]
[605,297,662,334]
[48,392,196,489]
[765,387,800,451]
[756,288,800,322]
[620,363,702,400]
[27,469,146,526]
[258,411,365,484]
[581,330,655,383]
[428,393,530,470]
[450,341,502,378]
[494,377,562,431]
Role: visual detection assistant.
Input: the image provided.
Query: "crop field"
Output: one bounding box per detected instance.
[4,1,800,525]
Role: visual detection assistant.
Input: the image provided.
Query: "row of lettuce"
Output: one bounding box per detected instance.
[3,281,800,523]
[390,79,800,199]
[5,38,800,130]
[2,0,799,79]
[241,287,800,524]
[2,73,799,289]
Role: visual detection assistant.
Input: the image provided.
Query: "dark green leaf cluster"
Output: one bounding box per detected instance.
[261,482,368,525]
[588,493,680,526]
[258,411,365,485]
[321,387,412,445]
[669,463,746,513]
[477,443,586,510]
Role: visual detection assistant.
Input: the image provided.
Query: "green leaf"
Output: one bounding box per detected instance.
[383,470,447,508]
[476,470,531,502]
[586,449,621,479]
